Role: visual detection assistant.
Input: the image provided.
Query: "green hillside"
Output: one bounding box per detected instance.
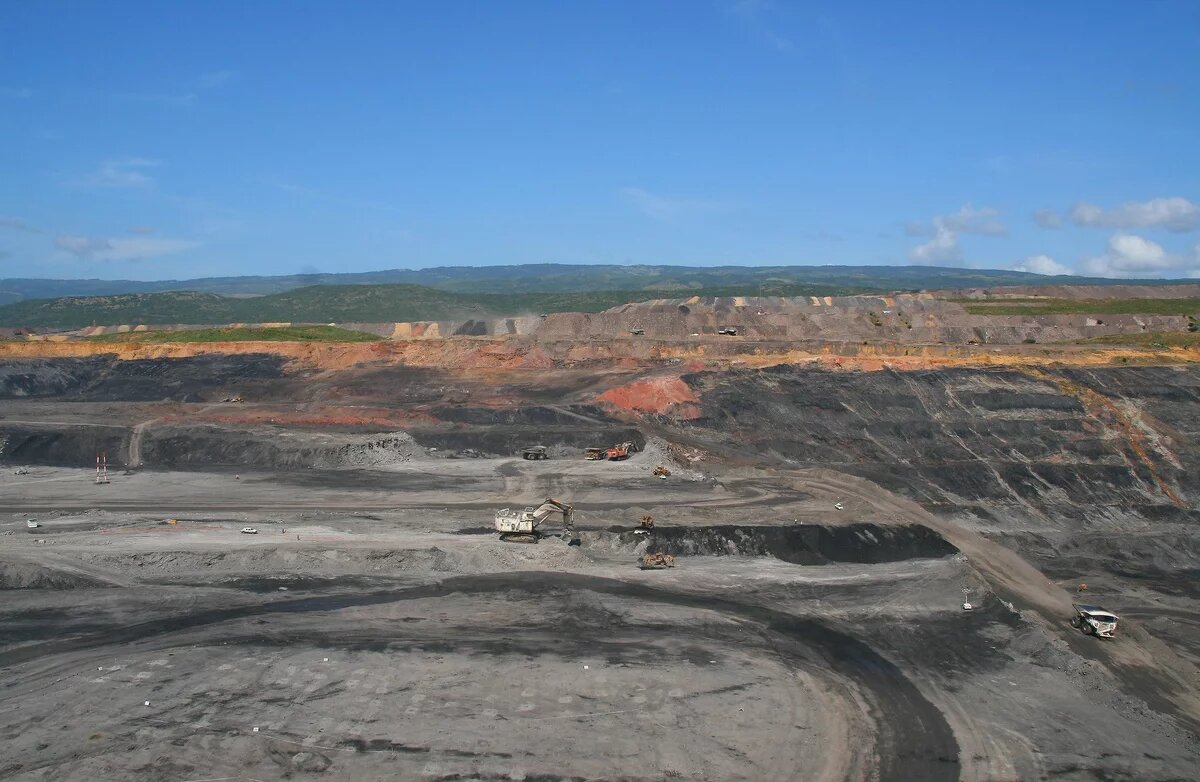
[0,263,1161,303]
[86,325,384,343]
[0,281,873,328]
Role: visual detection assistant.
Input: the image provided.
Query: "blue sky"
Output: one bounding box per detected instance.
[1,1,1198,281]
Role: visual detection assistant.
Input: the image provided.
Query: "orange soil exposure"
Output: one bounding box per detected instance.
[596,376,702,419]
[1,336,1198,373]
[1025,369,1185,507]
[0,338,554,371]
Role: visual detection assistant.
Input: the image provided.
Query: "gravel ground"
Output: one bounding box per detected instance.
[1,457,1197,780]
[1,355,1198,780]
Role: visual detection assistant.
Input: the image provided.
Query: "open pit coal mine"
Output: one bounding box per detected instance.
[1,351,1198,781]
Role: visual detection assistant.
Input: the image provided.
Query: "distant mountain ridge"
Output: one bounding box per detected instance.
[0,263,1159,306]
[0,281,865,328]
[1,264,1191,329]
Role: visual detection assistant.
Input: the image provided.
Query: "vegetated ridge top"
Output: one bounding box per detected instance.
[0,262,1174,306]
[0,282,868,328]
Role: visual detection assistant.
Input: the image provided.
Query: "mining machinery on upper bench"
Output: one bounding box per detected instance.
[495,497,576,544]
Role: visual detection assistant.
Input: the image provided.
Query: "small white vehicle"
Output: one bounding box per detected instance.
[26,519,39,529]
[240,527,258,535]
[1070,604,1118,638]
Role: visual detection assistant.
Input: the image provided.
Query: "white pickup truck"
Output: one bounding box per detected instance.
[1071,604,1119,638]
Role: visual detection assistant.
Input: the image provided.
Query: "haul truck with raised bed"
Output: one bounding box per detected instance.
[495,498,575,544]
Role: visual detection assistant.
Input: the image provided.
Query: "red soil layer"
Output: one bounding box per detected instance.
[596,376,702,419]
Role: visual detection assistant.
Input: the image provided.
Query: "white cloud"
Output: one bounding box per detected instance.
[621,187,729,221]
[196,70,238,89]
[907,203,1005,264]
[0,217,40,234]
[54,235,113,256]
[1109,234,1170,267]
[111,71,235,111]
[727,0,795,52]
[1032,209,1062,229]
[276,180,403,214]
[1069,197,1199,232]
[1079,233,1195,278]
[938,204,1008,236]
[114,91,197,109]
[910,224,962,264]
[54,234,198,262]
[77,158,159,189]
[1013,254,1072,275]
[907,205,1007,239]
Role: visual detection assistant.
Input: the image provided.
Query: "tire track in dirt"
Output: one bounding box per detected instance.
[0,476,798,513]
[0,572,959,782]
[781,466,1200,736]
[127,419,151,468]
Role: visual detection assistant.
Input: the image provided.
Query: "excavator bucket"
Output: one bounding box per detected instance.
[639,552,675,570]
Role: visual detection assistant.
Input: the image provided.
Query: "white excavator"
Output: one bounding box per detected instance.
[495,497,575,544]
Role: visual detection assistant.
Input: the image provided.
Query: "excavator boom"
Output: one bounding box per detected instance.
[495,497,574,543]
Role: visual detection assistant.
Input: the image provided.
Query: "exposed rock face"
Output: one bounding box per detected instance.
[671,365,1200,596]
[535,294,1193,344]
[680,364,1200,520]
[4,356,1199,510]
[0,355,288,401]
